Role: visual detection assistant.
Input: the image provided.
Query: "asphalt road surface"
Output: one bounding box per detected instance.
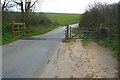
[2,24,79,78]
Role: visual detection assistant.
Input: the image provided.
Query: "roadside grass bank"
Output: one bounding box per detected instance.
[80,35,119,59]
[95,39,119,58]
[81,36,119,59]
[2,24,62,45]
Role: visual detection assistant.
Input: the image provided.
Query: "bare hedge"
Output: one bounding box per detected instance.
[79,2,118,39]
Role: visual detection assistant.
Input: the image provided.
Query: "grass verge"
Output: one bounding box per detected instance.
[96,39,119,59]
[2,24,62,45]
[62,39,76,43]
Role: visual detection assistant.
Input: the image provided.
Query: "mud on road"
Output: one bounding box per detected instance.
[40,39,118,78]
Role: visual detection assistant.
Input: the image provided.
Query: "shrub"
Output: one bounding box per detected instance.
[25,13,52,26]
[79,2,119,58]
[79,2,118,38]
[2,12,53,27]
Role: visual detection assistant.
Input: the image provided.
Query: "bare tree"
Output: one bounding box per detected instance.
[13,0,38,13]
[2,0,40,12]
[2,0,15,11]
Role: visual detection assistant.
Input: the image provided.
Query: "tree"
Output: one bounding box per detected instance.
[2,0,39,13]
[2,0,15,11]
[13,0,38,13]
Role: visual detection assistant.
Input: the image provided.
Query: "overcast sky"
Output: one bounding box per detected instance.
[1,0,119,14]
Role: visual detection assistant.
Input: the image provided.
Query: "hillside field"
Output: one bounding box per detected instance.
[45,13,81,24]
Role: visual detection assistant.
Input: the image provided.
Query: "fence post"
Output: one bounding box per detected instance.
[70,26,72,39]
[66,25,69,40]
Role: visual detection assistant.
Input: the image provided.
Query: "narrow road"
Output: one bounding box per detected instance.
[2,24,78,78]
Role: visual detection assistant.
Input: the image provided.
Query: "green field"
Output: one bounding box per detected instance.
[45,13,81,24]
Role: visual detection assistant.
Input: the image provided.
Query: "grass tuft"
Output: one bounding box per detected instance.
[81,39,90,46]
[62,39,76,43]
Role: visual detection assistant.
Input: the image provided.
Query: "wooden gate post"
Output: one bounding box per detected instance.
[70,26,72,39]
[66,25,69,40]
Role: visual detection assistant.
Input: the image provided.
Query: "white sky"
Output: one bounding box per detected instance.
[1,0,119,14]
